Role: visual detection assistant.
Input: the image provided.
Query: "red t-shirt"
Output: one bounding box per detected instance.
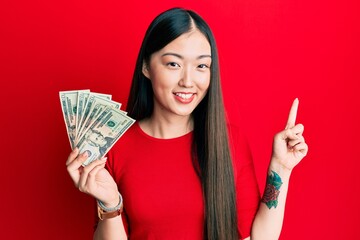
[101,122,260,239]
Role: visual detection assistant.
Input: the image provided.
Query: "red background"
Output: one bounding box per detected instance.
[1,0,359,239]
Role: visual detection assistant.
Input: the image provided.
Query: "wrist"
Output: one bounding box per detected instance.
[103,198,120,209]
[97,192,123,211]
[97,192,123,220]
[269,159,292,179]
[100,192,121,208]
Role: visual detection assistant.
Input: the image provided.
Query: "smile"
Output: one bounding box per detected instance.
[174,93,194,99]
[173,92,195,103]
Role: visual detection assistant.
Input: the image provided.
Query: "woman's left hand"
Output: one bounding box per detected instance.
[271,98,308,171]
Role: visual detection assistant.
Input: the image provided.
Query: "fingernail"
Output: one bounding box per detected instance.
[101,157,108,162]
[73,147,78,153]
[82,151,88,157]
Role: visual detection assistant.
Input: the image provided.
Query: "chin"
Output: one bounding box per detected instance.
[173,107,196,117]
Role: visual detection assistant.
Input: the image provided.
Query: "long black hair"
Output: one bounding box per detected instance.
[126,8,238,240]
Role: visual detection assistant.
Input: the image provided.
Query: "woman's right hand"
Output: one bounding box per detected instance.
[66,148,120,207]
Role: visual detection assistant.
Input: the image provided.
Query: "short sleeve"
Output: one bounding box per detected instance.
[228,124,260,239]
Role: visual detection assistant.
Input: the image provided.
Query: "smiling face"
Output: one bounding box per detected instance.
[142,28,211,120]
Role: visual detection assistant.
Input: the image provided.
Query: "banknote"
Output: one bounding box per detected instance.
[76,94,122,143]
[76,92,111,140]
[60,90,90,148]
[60,89,135,164]
[76,107,135,166]
[66,90,90,146]
[60,91,75,148]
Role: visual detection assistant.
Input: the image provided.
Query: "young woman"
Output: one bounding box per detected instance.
[66,8,308,240]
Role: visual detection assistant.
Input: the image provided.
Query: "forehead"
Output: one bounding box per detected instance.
[158,29,211,57]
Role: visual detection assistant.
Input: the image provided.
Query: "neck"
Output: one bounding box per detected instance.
[139,113,193,139]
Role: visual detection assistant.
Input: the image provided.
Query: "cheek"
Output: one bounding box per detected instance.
[151,78,170,94]
[198,73,211,91]
[151,70,178,91]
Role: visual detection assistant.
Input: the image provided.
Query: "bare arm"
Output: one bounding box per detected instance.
[251,162,292,239]
[66,149,127,240]
[251,99,308,239]
[94,216,127,240]
[93,193,128,240]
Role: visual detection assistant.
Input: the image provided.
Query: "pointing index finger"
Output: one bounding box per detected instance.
[285,98,299,129]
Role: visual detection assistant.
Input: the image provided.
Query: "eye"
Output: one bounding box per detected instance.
[167,62,180,68]
[198,64,210,69]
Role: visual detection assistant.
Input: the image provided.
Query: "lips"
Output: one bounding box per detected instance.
[174,93,194,99]
[173,92,195,103]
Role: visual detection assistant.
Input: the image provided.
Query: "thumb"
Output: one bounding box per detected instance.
[279,128,299,141]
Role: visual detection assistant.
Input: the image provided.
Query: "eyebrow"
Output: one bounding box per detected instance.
[161,52,212,59]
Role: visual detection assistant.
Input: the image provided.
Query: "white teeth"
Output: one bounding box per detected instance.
[175,93,193,99]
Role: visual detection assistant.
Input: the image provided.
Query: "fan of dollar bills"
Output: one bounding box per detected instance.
[59,90,135,166]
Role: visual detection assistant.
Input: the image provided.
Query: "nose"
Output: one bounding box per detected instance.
[179,66,194,88]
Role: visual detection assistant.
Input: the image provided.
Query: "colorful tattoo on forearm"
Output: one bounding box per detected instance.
[262,170,283,209]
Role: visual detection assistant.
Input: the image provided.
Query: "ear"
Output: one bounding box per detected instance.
[142,61,150,79]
